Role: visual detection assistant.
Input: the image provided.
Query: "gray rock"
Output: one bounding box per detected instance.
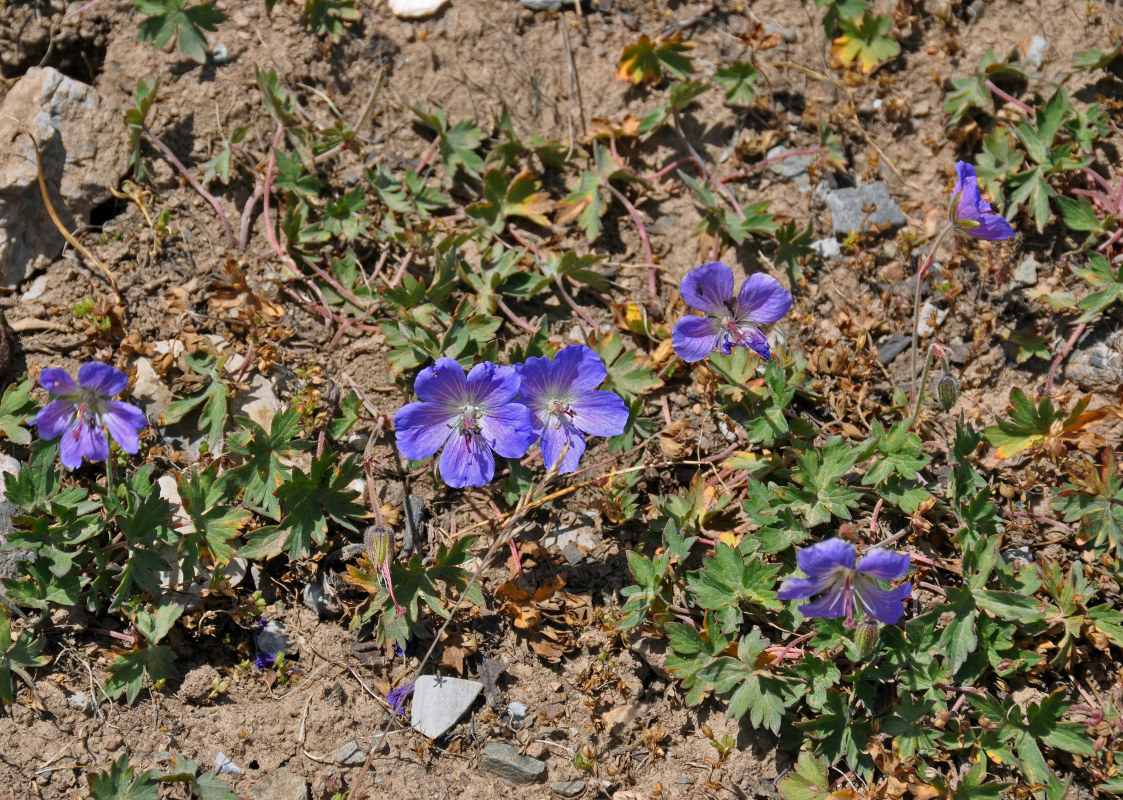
[67,691,95,714]
[0,67,128,286]
[250,768,308,800]
[302,579,341,618]
[411,675,483,739]
[215,752,243,777]
[1001,546,1033,566]
[521,0,576,9]
[826,181,906,235]
[480,742,547,784]
[332,739,366,766]
[255,620,291,658]
[766,145,814,180]
[876,334,912,365]
[1023,35,1048,70]
[763,21,796,42]
[551,779,586,797]
[812,237,841,260]
[1009,255,1038,289]
[1064,333,1123,390]
[130,358,175,424]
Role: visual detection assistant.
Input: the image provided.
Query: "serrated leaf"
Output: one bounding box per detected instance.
[89,756,160,800]
[831,13,899,74]
[134,0,224,63]
[616,35,693,84]
[983,388,1065,458]
[714,61,759,106]
[0,378,37,445]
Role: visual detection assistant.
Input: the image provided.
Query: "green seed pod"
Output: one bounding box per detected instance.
[935,372,960,411]
[853,620,879,659]
[364,525,392,568]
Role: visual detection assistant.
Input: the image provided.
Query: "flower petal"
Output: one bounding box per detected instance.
[551,345,608,396]
[796,538,856,578]
[857,548,911,581]
[33,398,78,440]
[438,430,495,488]
[38,368,79,397]
[60,419,108,469]
[414,357,468,408]
[798,584,849,619]
[467,361,521,408]
[77,362,128,397]
[516,355,554,413]
[971,213,1015,240]
[394,402,457,460]
[679,261,735,316]
[539,416,585,475]
[569,390,629,437]
[733,273,792,325]
[478,402,536,459]
[733,324,772,360]
[853,577,911,624]
[776,575,829,601]
[672,316,722,363]
[102,401,147,453]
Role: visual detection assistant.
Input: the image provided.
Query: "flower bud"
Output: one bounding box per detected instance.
[935,373,960,411]
[364,525,392,568]
[853,620,879,659]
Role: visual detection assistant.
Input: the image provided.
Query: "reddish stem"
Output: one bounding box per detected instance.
[1044,322,1086,396]
[144,127,236,248]
[984,80,1033,114]
[719,147,826,184]
[604,183,657,295]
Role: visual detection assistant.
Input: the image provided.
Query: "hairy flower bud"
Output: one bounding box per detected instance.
[935,373,960,411]
[853,620,879,659]
[364,525,392,568]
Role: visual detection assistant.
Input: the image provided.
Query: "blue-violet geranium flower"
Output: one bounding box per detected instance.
[671,261,792,363]
[777,537,911,625]
[517,345,629,475]
[950,161,1015,240]
[32,362,147,470]
[394,357,536,488]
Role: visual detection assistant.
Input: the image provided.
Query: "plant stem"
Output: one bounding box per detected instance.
[604,183,657,295]
[909,344,939,429]
[984,80,1034,115]
[910,225,954,399]
[1044,321,1086,396]
[143,127,236,249]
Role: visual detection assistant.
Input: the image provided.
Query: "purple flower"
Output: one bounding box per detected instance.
[671,262,792,363]
[32,362,147,470]
[386,681,415,716]
[394,358,536,488]
[777,538,911,625]
[254,652,276,671]
[951,162,1015,240]
[516,345,629,475]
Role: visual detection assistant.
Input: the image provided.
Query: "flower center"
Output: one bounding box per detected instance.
[458,403,482,451]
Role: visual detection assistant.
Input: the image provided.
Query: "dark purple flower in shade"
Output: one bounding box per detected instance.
[671,262,792,363]
[394,358,536,488]
[32,362,147,470]
[386,681,415,716]
[254,652,276,671]
[516,345,629,475]
[950,162,1015,240]
[777,538,912,625]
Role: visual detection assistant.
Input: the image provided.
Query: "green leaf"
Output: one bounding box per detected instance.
[1073,41,1123,72]
[271,452,365,560]
[466,169,552,232]
[89,755,160,800]
[592,333,663,401]
[831,13,899,74]
[177,464,250,577]
[411,106,485,179]
[859,421,930,485]
[776,752,831,800]
[134,0,224,63]
[1074,254,1123,323]
[227,410,313,520]
[1055,195,1110,237]
[776,438,861,526]
[983,388,1065,458]
[616,35,693,84]
[104,644,177,704]
[714,61,759,106]
[163,353,229,449]
[881,694,942,759]
[125,79,160,181]
[0,378,37,444]
[1055,449,1123,555]
[687,543,780,633]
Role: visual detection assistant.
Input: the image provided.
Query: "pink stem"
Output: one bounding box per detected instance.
[644,156,699,182]
[719,146,826,184]
[984,80,1034,114]
[144,127,236,248]
[554,276,603,332]
[387,253,415,289]
[496,297,538,333]
[1044,322,1086,396]
[604,183,657,295]
[239,182,264,252]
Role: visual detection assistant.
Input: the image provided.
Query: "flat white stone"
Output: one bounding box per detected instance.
[411,675,482,739]
[389,0,448,18]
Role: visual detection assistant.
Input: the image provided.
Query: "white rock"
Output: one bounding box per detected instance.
[1023,35,1048,70]
[812,238,841,260]
[22,274,50,300]
[411,675,482,738]
[917,301,947,339]
[131,358,175,423]
[233,373,283,431]
[389,0,448,18]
